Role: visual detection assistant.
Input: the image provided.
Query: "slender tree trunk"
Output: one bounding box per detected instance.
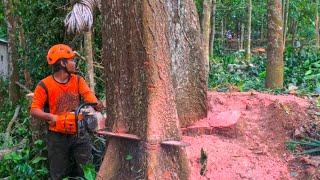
[316,0,319,46]
[3,0,20,105]
[283,0,289,50]
[261,17,264,40]
[266,0,284,89]
[209,0,216,58]
[241,23,244,50]
[201,0,211,74]
[291,18,297,46]
[168,0,207,127]
[98,1,190,179]
[18,18,32,88]
[84,31,96,93]
[221,18,224,48]
[245,0,252,61]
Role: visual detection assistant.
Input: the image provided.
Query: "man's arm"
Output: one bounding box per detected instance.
[30,84,57,123]
[30,108,57,123]
[78,77,104,112]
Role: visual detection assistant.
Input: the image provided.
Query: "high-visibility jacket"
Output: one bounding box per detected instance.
[30,74,98,132]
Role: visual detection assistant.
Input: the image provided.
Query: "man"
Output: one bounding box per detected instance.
[30,44,103,179]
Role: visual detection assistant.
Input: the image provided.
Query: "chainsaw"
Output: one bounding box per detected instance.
[49,102,106,136]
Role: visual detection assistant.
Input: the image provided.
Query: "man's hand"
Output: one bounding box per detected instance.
[48,114,58,126]
[94,102,104,112]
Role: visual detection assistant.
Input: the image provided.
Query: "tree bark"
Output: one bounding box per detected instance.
[201,0,211,74]
[266,0,284,89]
[221,18,224,48]
[18,18,32,88]
[3,0,20,105]
[282,0,289,50]
[261,16,264,40]
[98,1,190,179]
[241,23,244,50]
[316,0,319,46]
[84,31,96,93]
[245,0,252,61]
[168,0,207,127]
[209,0,217,58]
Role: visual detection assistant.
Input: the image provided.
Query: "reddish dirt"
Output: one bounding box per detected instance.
[182,91,319,180]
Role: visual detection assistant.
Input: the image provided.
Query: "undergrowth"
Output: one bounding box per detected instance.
[208,45,320,95]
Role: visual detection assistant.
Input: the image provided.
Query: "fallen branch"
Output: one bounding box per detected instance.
[0,139,27,159]
[15,81,32,93]
[6,106,20,134]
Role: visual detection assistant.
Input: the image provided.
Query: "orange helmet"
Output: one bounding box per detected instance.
[46,44,75,65]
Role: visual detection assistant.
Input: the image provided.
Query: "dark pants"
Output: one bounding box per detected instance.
[47,130,92,180]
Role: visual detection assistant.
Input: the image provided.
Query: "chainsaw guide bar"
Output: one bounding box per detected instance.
[95,130,141,140]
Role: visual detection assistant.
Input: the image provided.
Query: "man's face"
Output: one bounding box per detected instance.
[66,58,76,73]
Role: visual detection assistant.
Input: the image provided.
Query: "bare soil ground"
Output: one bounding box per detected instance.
[182,91,319,180]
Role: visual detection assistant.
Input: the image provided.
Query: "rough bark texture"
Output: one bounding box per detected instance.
[266,0,284,89]
[167,0,207,127]
[84,31,96,93]
[245,0,252,61]
[209,0,216,58]
[200,0,211,73]
[316,0,319,46]
[4,0,20,104]
[98,1,190,179]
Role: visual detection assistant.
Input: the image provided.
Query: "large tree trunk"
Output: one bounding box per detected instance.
[316,0,319,46]
[3,0,20,105]
[245,0,252,61]
[98,1,190,179]
[84,31,96,93]
[201,0,211,74]
[168,0,207,127]
[209,0,217,58]
[266,0,284,89]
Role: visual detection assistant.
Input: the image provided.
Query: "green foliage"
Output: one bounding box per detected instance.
[285,46,320,94]
[209,45,320,94]
[199,148,208,176]
[0,140,48,179]
[287,137,320,155]
[208,51,266,92]
[81,163,96,180]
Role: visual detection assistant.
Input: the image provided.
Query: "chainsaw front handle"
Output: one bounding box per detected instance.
[75,102,98,137]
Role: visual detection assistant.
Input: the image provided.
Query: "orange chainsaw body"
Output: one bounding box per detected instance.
[49,112,82,134]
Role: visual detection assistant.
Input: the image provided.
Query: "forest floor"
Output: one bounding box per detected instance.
[182,91,320,180]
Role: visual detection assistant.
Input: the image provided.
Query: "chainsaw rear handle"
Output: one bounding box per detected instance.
[75,102,98,137]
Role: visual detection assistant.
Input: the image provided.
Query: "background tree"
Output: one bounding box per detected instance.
[201,0,212,74]
[266,0,284,89]
[209,0,217,57]
[169,0,207,127]
[282,0,289,49]
[98,1,190,179]
[245,0,252,61]
[3,0,20,104]
[316,0,319,46]
[84,31,96,93]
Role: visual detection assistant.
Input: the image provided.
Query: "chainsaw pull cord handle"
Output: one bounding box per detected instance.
[75,102,98,137]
